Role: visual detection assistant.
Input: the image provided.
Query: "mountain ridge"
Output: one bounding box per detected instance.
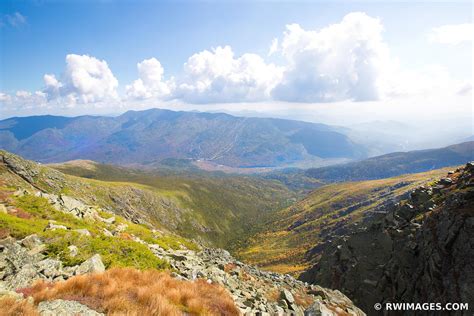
[0,108,366,169]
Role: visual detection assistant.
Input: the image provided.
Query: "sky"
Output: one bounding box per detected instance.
[0,0,472,135]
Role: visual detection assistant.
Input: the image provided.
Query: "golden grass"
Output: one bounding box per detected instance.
[21,268,239,316]
[0,297,39,316]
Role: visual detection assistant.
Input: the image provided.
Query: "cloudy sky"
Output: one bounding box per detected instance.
[0,0,472,129]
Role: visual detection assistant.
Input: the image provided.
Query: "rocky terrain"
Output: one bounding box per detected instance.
[301,162,474,314]
[0,150,364,315]
[0,230,365,315]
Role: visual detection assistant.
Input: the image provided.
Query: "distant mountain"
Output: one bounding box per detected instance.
[304,141,474,182]
[0,109,365,168]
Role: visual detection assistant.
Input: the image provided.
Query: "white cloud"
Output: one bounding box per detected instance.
[429,23,474,44]
[268,38,279,56]
[1,12,26,28]
[0,93,11,103]
[2,12,471,114]
[383,65,470,98]
[126,58,172,99]
[44,54,119,104]
[174,46,283,103]
[272,12,390,103]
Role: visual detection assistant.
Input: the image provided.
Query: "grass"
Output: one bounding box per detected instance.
[16,268,240,315]
[49,160,296,248]
[0,297,39,316]
[237,168,453,274]
[0,191,202,270]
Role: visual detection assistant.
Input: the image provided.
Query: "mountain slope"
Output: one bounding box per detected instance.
[304,141,473,182]
[237,168,453,274]
[300,163,474,314]
[0,150,364,315]
[0,109,365,168]
[0,151,295,248]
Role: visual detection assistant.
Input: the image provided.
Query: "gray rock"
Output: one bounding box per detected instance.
[73,229,91,236]
[76,254,105,275]
[45,221,68,231]
[21,234,44,250]
[36,259,63,278]
[38,299,104,315]
[7,264,39,290]
[281,288,295,304]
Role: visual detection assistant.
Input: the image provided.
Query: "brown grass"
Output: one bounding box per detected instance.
[7,208,32,219]
[265,288,280,302]
[0,297,39,316]
[293,289,314,308]
[0,227,9,239]
[25,268,240,316]
[223,263,237,273]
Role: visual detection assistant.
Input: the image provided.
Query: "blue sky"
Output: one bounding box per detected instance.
[0,0,472,127]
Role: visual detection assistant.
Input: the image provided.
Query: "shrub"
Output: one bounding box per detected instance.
[43,231,169,270]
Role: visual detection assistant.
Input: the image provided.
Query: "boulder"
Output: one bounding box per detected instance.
[76,254,105,275]
[36,259,63,278]
[280,288,295,304]
[21,234,44,250]
[73,229,91,236]
[38,299,104,316]
[45,222,68,231]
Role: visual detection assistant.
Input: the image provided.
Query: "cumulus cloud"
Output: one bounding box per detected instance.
[174,46,283,103]
[43,54,119,104]
[429,23,474,44]
[3,12,471,113]
[272,12,390,103]
[268,38,279,56]
[126,58,172,99]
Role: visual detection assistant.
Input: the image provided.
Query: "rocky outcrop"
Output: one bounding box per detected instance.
[0,233,364,315]
[0,237,106,292]
[301,163,474,315]
[149,245,365,315]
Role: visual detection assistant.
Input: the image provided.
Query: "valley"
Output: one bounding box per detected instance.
[237,168,454,274]
[0,121,472,315]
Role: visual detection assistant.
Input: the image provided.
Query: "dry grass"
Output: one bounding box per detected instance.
[7,208,32,219]
[223,263,237,273]
[25,268,240,316]
[0,297,39,316]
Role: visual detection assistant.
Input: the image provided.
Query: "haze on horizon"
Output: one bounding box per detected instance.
[0,0,472,149]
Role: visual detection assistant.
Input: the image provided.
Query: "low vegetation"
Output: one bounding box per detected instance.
[237,168,454,274]
[50,160,296,248]
[3,268,240,316]
[0,188,197,270]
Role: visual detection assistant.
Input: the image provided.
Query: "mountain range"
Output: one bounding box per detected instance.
[0,109,365,169]
[304,141,473,182]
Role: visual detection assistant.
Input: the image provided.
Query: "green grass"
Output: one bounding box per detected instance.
[44,230,169,270]
[0,190,198,271]
[49,160,296,248]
